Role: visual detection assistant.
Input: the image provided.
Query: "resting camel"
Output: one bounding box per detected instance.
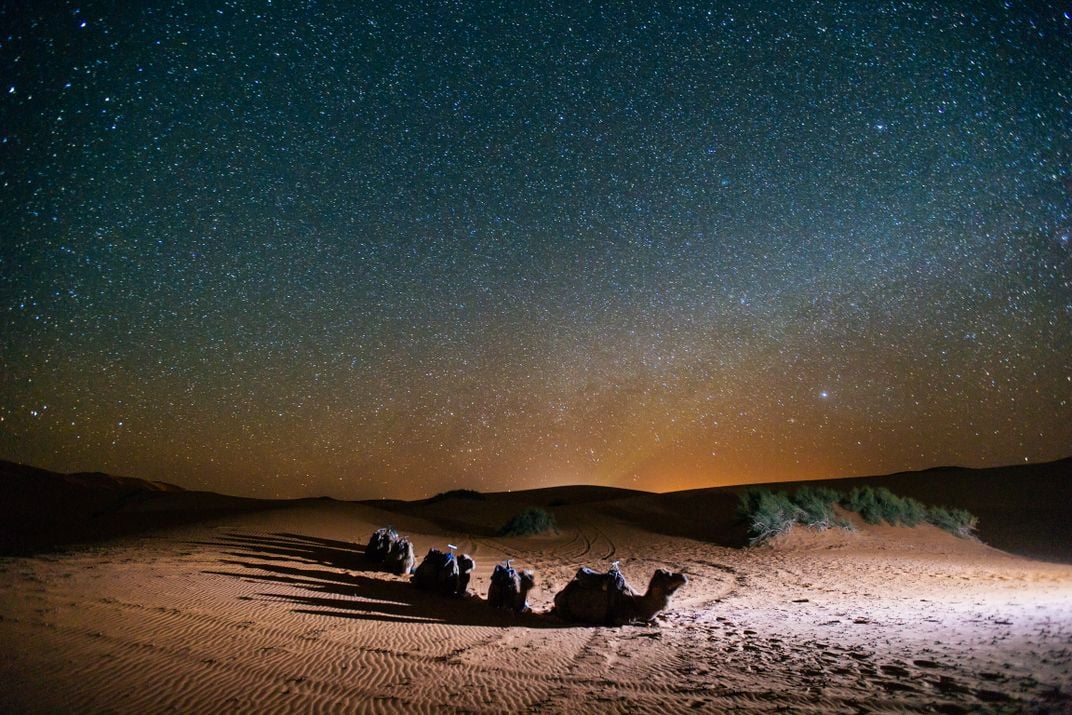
[488,560,536,613]
[384,536,416,575]
[553,565,687,626]
[365,527,395,561]
[412,546,475,597]
[365,527,416,575]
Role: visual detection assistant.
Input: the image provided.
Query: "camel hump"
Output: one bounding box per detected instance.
[491,561,515,585]
[570,566,628,594]
[553,565,630,625]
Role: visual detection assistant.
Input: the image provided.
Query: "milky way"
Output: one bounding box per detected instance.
[2,2,1070,498]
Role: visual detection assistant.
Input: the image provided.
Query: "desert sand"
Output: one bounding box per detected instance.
[2,463,1071,713]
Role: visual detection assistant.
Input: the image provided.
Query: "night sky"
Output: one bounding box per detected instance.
[2,2,1070,499]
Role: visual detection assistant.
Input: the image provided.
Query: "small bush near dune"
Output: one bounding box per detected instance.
[498,507,558,537]
[901,497,928,527]
[737,488,802,545]
[840,486,883,524]
[739,485,979,545]
[840,486,927,527]
[738,487,851,545]
[790,486,839,529]
[926,506,978,538]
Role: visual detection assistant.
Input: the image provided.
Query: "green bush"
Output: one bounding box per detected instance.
[926,506,978,538]
[839,486,929,526]
[900,497,927,527]
[790,487,839,528]
[832,514,856,531]
[738,488,802,545]
[739,484,979,545]
[738,486,844,544]
[498,507,558,536]
[841,486,883,524]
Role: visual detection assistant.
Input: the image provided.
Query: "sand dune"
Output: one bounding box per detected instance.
[0,461,279,555]
[2,460,1071,712]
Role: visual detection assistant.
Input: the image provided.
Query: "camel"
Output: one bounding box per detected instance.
[384,536,416,576]
[365,527,416,575]
[365,527,396,562]
[456,553,475,595]
[553,564,687,626]
[488,560,536,613]
[412,546,475,597]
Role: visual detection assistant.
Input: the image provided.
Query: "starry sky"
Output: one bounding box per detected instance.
[2,2,1070,500]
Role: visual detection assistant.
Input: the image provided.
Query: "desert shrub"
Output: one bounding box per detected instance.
[735,487,766,521]
[841,486,884,524]
[839,487,866,516]
[832,514,856,531]
[805,486,842,504]
[739,487,845,543]
[899,497,927,527]
[871,487,907,525]
[840,486,923,525]
[740,485,979,545]
[428,488,485,503]
[498,507,558,537]
[790,487,839,529]
[738,488,803,545]
[841,487,977,535]
[926,506,978,538]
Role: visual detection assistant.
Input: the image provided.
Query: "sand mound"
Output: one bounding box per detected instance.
[2,458,1071,710]
[0,461,278,555]
[2,495,1070,712]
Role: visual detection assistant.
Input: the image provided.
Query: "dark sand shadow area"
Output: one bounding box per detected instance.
[206,532,566,629]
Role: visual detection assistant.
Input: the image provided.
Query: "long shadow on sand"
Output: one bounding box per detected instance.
[204,532,568,629]
[198,532,367,570]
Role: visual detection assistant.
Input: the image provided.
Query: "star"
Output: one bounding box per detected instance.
[0,1,1067,498]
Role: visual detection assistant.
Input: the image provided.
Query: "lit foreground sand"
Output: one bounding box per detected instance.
[2,497,1070,713]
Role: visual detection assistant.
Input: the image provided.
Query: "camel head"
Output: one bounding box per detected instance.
[649,569,688,598]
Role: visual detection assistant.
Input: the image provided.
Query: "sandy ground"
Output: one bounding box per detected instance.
[1,497,1071,713]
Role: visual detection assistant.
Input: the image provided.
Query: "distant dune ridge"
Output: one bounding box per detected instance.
[2,457,1068,561]
[1,457,1071,711]
[0,460,278,554]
